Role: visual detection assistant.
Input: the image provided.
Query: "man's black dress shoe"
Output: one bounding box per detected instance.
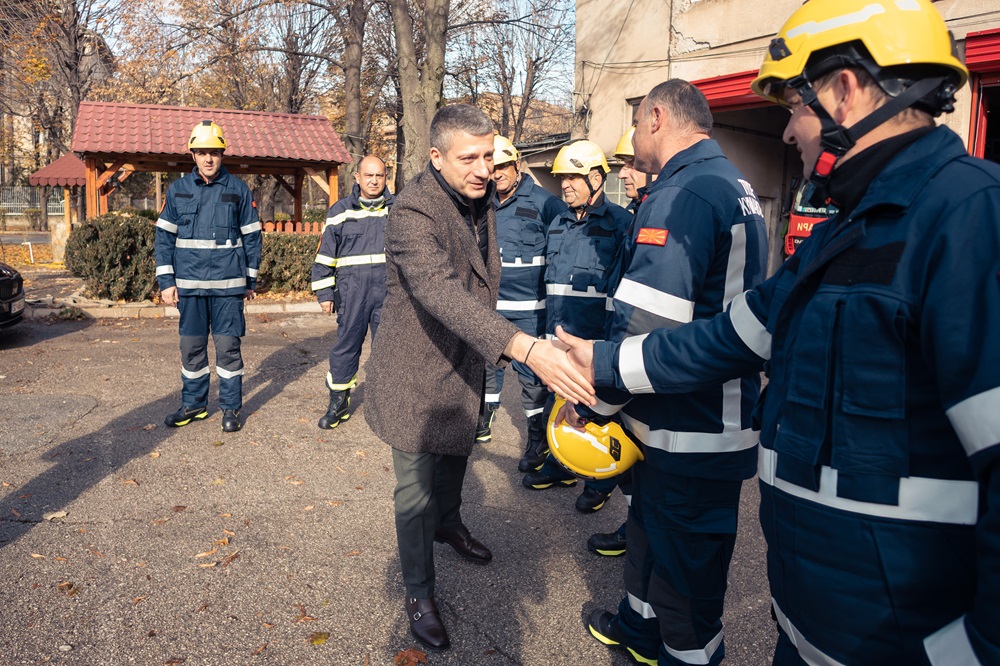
[434,525,493,564]
[405,596,450,650]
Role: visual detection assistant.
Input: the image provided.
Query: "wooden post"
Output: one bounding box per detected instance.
[293,169,303,224]
[85,157,99,218]
[50,186,72,262]
[155,172,162,213]
[327,168,339,208]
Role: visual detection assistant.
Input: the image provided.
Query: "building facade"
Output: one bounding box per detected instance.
[574,0,1000,273]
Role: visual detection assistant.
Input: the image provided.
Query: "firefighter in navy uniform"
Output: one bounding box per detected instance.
[311,156,393,429]
[521,140,631,514]
[585,126,652,557]
[556,81,769,666]
[475,135,568,470]
[559,1,1000,663]
[156,121,262,433]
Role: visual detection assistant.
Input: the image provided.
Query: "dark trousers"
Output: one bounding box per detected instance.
[613,461,742,666]
[391,449,469,598]
[178,295,245,410]
[328,273,382,389]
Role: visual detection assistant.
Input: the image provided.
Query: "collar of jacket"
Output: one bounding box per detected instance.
[829,125,946,219]
[494,173,533,209]
[428,160,495,225]
[650,138,724,190]
[571,192,609,225]
[348,182,395,211]
[192,164,230,186]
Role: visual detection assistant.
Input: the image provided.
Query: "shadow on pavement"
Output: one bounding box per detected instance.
[0,333,326,548]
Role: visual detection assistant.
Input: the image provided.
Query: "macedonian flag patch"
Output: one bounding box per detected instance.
[636,227,668,246]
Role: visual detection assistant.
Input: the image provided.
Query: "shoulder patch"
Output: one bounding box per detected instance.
[636,228,668,246]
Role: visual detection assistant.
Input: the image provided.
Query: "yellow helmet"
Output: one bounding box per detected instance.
[189,121,227,151]
[547,398,643,480]
[552,140,610,176]
[614,127,635,160]
[751,0,967,111]
[493,134,519,167]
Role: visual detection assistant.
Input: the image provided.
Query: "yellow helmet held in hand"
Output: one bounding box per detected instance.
[751,0,967,112]
[614,127,635,160]
[189,120,227,151]
[552,140,610,176]
[494,134,519,167]
[547,397,643,480]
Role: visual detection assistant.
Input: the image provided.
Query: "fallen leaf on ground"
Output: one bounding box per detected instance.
[198,562,218,568]
[89,549,104,558]
[344,550,361,557]
[194,548,218,559]
[172,506,187,513]
[223,529,235,536]
[121,479,140,486]
[211,441,224,447]
[1,482,12,488]
[355,450,367,458]
[56,581,80,597]
[221,550,240,567]
[284,476,304,485]
[262,622,273,629]
[30,553,46,559]
[142,424,156,431]
[149,451,161,458]
[53,557,68,563]
[43,511,68,521]
[197,603,211,612]
[211,478,225,485]
[133,596,148,605]
[294,605,316,623]
[10,508,21,518]
[213,537,229,546]
[219,513,231,518]
[308,632,330,645]
[394,648,427,665]
[164,659,186,665]
[251,642,267,655]
[327,501,343,507]
[335,466,345,473]
[151,518,169,525]
[303,505,314,511]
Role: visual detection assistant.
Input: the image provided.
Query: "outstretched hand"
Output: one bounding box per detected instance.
[521,338,596,407]
[554,325,595,385]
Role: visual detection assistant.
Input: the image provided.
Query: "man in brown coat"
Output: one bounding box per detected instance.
[365,104,594,651]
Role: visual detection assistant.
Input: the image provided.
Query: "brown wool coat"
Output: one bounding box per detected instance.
[364,166,520,457]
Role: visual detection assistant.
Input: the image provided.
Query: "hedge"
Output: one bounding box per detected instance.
[66,211,319,301]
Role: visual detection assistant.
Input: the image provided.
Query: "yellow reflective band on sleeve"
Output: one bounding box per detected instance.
[336,253,386,267]
[311,276,336,291]
[314,253,337,267]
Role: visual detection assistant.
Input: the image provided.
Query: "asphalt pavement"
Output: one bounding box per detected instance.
[0,315,775,665]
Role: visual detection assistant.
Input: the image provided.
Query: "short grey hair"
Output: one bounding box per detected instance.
[430,104,494,153]
[644,80,714,135]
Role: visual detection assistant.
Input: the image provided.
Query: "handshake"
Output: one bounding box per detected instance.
[510,325,597,407]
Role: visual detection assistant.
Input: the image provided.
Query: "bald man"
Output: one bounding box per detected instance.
[311,156,395,429]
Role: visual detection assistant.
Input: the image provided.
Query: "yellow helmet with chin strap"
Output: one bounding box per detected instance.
[552,140,610,176]
[493,134,519,167]
[750,0,967,194]
[614,127,635,160]
[547,397,643,480]
[751,0,967,108]
[189,120,227,151]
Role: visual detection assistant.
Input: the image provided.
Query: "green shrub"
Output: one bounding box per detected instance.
[257,233,317,292]
[273,212,292,222]
[65,210,157,301]
[302,207,326,224]
[65,212,318,300]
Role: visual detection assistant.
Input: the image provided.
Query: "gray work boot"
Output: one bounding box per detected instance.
[475,402,499,443]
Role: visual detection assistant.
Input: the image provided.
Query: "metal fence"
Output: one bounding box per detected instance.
[0,186,64,219]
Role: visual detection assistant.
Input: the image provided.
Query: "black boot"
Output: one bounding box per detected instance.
[475,403,498,443]
[317,389,350,429]
[518,413,549,472]
[221,409,243,433]
[164,405,208,428]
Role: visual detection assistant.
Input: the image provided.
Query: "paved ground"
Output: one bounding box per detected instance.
[0,315,776,665]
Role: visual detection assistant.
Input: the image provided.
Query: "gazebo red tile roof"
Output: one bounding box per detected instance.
[29,153,87,187]
[72,102,351,163]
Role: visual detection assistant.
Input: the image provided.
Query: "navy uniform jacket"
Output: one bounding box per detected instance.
[155,166,261,297]
[544,195,630,340]
[592,126,1000,665]
[585,139,768,481]
[495,176,567,336]
[310,184,394,302]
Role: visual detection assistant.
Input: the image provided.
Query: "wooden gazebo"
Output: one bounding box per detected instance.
[28,153,87,261]
[71,102,351,219]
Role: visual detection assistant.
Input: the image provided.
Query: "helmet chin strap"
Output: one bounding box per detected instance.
[574,173,604,216]
[791,74,946,201]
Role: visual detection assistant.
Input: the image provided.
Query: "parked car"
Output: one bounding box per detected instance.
[0,261,25,327]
